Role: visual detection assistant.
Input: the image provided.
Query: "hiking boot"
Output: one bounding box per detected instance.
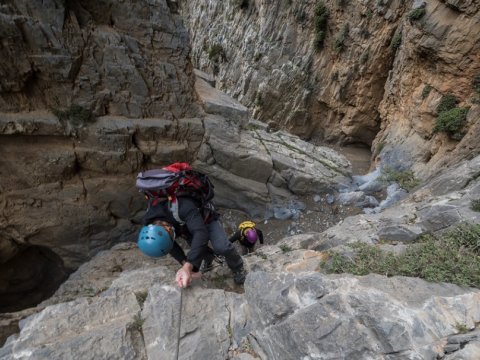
[200,257,214,273]
[232,267,247,285]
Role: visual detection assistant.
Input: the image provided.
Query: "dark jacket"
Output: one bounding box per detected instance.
[143,197,209,270]
[229,228,264,248]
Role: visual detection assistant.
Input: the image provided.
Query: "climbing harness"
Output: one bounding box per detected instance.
[175,287,183,360]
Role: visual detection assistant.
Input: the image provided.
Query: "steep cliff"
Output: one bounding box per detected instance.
[0,0,353,312]
[0,0,201,312]
[178,0,409,144]
[1,1,480,358]
[377,0,480,179]
[179,0,480,178]
[0,0,196,118]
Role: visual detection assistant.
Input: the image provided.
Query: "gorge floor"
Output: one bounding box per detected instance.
[220,144,372,245]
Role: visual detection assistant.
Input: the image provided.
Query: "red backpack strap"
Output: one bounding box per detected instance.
[163,162,192,173]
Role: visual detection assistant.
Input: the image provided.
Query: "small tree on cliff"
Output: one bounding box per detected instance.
[314,1,328,50]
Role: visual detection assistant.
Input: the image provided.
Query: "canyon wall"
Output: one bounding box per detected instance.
[179,0,480,177]
[178,0,409,144]
[376,0,480,179]
[0,0,352,312]
[0,0,197,118]
[1,0,479,313]
[0,0,201,311]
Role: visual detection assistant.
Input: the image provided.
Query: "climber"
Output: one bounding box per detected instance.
[228,220,264,255]
[137,196,247,288]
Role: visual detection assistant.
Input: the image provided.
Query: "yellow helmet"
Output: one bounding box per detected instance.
[239,220,256,232]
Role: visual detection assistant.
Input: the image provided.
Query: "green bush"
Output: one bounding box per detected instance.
[135,291,148,307]
[434,107,469,140]
[52,104,94,126]
[132,313,145,331]
[471,199,480,212]
[333,24,349,53]
[434,93,469,140]
[389,30,402,52]
[279,244,293,253]
[325,243,397,277]
[208,44,225,62]
[421,84,432,99]
[359,49,369,64]
[323,223,480,287]
[473,74,480,94]
[380,167,421,192]
[374,141,385,157]
[455,323,469,334]
[294,8,307,23]
[315,31,326,49]
[314,1,328,50]
[437,94,458,113]
[255,93,264,106]
[408,8,426,21]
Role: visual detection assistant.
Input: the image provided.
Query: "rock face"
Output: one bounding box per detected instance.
[0,0,201,307]
[244,272,479,360]
[0,82,351,312]
[178,0,480,178]
[0,113,203,269]
[1,244,479,360]
[1,149,479,357]
[178,0,409,144]
[196,117,351,217]
[0,85,350,292]
[0,0,196,119]
[376,1,480,179]
[1,1,479,358]
[306,154,480,251]
[0,0,351,312]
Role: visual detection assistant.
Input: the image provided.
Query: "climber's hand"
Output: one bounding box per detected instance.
[176,262,201,288]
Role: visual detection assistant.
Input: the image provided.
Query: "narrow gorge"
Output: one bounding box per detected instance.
[0,1,479,359]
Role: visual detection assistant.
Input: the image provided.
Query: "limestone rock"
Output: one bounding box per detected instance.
[0,0,196,119]
[0,308,38,351]
[245,272,480,360]
[0,87,352,311]
[0,291,145,360]
[192,103,351,216]
[40,242,175,307]
[376,2,480,179]
[180,0,480,182]
[3,269,479,359]
[195,78,249,125]
[142,285,232,360]
[178,0,409,145]
[308,154,480,251]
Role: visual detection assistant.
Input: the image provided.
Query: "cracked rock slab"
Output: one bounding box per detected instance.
[0,291,145,360]
[142,285,231,360]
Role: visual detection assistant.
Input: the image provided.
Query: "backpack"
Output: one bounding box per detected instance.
[136,162,215,224]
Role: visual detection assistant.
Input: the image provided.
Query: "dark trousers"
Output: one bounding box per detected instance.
[205,220,243,271]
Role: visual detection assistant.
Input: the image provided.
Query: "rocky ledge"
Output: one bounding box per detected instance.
[1,240,479,360]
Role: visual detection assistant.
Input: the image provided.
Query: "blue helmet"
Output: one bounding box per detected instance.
[137,224,173,257]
